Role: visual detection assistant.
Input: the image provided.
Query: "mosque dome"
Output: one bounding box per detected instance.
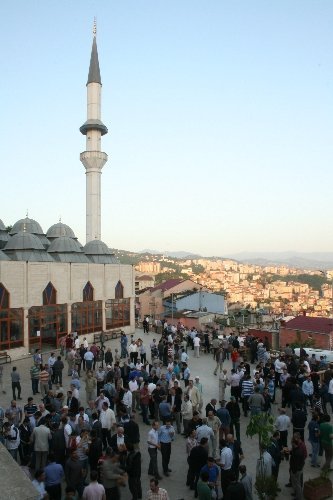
[10,217,44,235]
[46,222,76,240]
[83,239,113,255]
[47,236,89,263]
[0,219,6,231]
[48,236,83,253]
[10,216,50,248]
[5,231,45,251]
[83,239,119,264]
[3,231,54,262]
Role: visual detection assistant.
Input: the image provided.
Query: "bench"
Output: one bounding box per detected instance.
[0,351,11,364]
[93,329,124,343]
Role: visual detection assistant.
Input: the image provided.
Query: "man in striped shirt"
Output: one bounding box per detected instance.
[241,375,254,417]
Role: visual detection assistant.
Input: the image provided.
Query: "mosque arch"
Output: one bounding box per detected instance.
[83,281,94,302]
[0,283,24,350]
[43,282,57,305]
[105,281,130,329]
[71,281,102,336]
[115,280,124,299]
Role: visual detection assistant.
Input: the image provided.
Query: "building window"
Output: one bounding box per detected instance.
[71,300,102,336]
[28,304,68,351]
[83,281,94,302]
[0,283,24,350]
[43,282,57,305]
[115,281,124,299]
[106,298,130,329]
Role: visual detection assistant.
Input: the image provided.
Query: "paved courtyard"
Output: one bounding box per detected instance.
[0,329,329,499]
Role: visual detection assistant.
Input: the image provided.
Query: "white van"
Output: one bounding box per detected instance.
[293,347,333,363]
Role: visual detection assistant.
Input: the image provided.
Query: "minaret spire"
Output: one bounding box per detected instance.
[80,22,108,243]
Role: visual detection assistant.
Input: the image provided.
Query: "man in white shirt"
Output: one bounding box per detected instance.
[147,421,161,479]
[122,386,133,416]
[82,470,106,500]
[128,341,138,364]
[274,407,291,447]
[129,377,141,412]
[99,402,116,450]
[95,392,110,412]
[194,336,201,358]
[220,438,233,496]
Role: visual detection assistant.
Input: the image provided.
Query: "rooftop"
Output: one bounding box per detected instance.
[285,315,333,333]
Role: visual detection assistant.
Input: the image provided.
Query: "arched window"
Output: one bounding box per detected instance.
[83,281,94,302]
[0,283,9,309]
[43,282,57,305]
[115,280,124,299]
[0,283,23,350]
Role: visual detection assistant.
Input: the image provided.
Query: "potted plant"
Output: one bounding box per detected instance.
[246,413,279,500]
[303,469,332,500]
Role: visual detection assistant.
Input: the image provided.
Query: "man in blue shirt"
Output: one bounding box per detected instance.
[200,457,220,497]
[44,451,64,499]
[158,418,175,476]
[308,412,320,467]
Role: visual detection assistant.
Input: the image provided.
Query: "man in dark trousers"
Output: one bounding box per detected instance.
[226,433,243,480]
[126,442,142,500]
[291,403,307,441]
[158,418,175,477]
[289,436,305,500]
[224,471,246,500]
[268,430,282,481]
[226,396,241,443]
[187,437,209,494]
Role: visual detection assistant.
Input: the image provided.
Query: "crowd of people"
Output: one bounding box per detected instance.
[0,324,332,500]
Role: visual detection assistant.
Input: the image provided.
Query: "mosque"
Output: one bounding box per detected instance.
[0,26,135,357]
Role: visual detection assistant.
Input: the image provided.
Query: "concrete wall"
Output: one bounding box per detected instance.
[0,443,39,499]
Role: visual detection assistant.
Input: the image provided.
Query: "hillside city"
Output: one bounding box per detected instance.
[124,251,333,317]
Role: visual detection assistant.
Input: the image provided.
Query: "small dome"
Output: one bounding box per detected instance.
[83,239,114,255]
[10,217,44,235]
[48,236,84,253]
[46,222,76,239]
[0,219,6,231]
[4,231,45,251]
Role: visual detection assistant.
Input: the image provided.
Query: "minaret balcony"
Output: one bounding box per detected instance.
[80,119,108,136]
[80,151,108,171]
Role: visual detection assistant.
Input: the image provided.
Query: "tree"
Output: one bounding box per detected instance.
[246,414,279,500]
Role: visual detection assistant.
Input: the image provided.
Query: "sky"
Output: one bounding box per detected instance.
[1,1,333,257]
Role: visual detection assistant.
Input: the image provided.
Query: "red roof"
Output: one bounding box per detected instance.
[150,278,184,293]
[285,316,333,334]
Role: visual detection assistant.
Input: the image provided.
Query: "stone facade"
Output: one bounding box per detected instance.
[0,260,135,359]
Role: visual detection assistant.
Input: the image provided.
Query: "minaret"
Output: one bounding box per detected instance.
[80,20,108,243]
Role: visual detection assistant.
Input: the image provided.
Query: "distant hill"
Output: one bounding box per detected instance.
[226,252,333,270]
[140,249,201,259]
